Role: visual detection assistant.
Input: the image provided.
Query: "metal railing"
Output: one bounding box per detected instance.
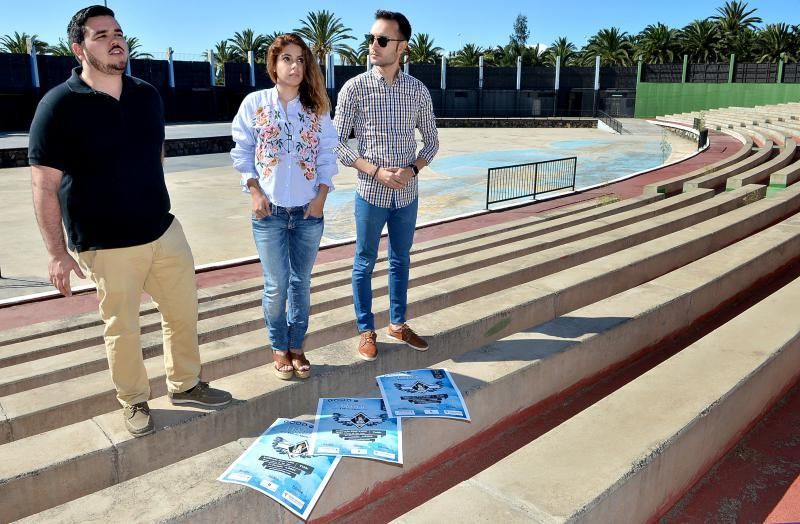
[486,156,577,208]
[597,110,626,134]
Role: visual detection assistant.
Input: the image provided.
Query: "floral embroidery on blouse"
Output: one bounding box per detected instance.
[252,104,322,181]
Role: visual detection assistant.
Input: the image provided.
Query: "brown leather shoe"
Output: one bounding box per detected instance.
[387,323,429,351]
[358,330,378,361]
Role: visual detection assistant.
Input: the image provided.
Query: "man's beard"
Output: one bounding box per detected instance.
[84,47,126,75]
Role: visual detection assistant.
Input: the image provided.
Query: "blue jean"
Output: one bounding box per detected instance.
[252,204,324,351]
[352,192,418,332]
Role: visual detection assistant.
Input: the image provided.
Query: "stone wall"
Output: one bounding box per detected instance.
[436,118,598,128]
[0,148,27,168]
[163,136,235,157]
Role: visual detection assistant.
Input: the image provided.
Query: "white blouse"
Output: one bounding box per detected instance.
[231,88,337,207]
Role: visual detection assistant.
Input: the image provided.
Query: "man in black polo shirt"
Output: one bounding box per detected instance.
[29,5,231,437]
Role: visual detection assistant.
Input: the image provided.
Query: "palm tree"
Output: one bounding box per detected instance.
[263,31,283,52]
[214,39,243,64]
[293,10,355,65]
[711,0,762,33]
[544,36,577,66]
[755,23,795,63]
[486,44,515,67]
[0,32,48,54]
[635,23,680,64]
[125,36,152,59]
[712,1,762,58]
[582,27,634,66]
[409,33,442,64]
[727,28,758,62]
[228,29,269,63]
[449,43,483,66]
[211,40,243,85]
[679,19,720,64]
[338,34,370,66]
[524,45,546,66]
[486,41,543,67]
[47,38,74,56]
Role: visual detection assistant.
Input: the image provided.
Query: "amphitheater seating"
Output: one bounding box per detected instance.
[4,103,800,522]
[643,131,753,196]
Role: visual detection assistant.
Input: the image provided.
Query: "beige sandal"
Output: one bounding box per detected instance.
[272,351,294,380]
[290,352,311,379]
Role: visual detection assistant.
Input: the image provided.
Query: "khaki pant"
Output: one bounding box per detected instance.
[77,219,201,407]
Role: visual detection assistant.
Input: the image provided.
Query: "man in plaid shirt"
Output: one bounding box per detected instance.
[334,10,439,361]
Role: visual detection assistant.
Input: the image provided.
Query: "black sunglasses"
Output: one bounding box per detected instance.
[366,34,406,48]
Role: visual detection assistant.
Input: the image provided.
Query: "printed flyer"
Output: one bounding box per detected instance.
[376,368,471,421]
[218,418,340,520]
[309,397,402,464]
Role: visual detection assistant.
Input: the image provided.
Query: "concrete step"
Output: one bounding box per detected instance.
[726,139,797,190]
[762,121,800,140]
[684,144,773,192]
[751,124,789,145]
[0,195,636,369]
[644,133,753,196]
[0,208,547,349]
[738,127,771,148]
[21,211,800,523]
[706,117,746,130]
[399,250,800,523]
[0,193,686,397]
[0,190,722,438]
[2,183,794,518]
[770,151,800,190]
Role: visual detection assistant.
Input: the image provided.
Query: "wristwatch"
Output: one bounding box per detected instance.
[407,164,419,176]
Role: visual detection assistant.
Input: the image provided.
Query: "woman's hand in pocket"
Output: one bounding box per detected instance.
[304,192,326,219]
[251,190,271,219]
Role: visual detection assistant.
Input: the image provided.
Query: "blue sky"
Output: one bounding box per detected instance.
[2,0,797,58]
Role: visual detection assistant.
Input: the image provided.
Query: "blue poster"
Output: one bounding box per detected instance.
[217,418,340,520]
[376,368,471,421]
[309,398,403,464]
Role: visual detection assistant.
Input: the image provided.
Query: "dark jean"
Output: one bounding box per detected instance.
[352,192,418,332]
[252,204,324,351]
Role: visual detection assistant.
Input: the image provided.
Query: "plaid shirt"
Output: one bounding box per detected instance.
[333,68,439,208]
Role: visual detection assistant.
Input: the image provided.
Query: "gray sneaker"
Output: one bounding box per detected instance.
[123,402,154,437]
[169,381,232,407]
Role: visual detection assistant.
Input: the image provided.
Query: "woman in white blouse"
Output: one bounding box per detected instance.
[231,33,337,380]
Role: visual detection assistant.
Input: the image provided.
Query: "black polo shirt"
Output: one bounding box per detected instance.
[28,67,173,252]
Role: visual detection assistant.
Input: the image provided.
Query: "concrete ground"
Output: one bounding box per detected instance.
[0,120,695,300]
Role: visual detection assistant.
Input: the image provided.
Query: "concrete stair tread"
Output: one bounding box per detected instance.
[0,184,774,440]
[19,210,800,523]
[684,144,773,192]
[726,139,797,190]
[4,183,796,518]
[6,113,800,520]
[400,261,800,523]
[0,209,541,349]
[0,195,639,368]
[1,192,710,395]
[0,188,743,399]
[644,133,753,196]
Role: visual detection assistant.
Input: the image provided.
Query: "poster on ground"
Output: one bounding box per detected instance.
[309,397,402,464]
[218,418,340,520]
[376,368,471,421]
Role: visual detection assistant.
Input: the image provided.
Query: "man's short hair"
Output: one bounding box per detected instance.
[68,5,115,45]
[375,10,411,41]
